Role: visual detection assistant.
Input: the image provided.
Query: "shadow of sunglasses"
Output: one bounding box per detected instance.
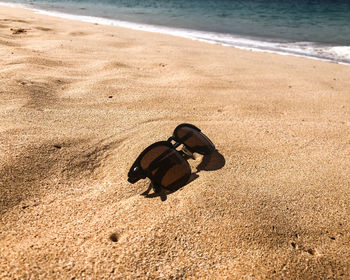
[127,123,216,193]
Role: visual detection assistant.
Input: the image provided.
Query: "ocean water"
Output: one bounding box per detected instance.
[1,0,350,64]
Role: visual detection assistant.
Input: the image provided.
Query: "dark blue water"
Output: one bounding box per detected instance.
[2,0,350,63]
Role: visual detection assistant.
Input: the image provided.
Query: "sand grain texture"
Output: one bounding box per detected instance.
[0,6,350,279]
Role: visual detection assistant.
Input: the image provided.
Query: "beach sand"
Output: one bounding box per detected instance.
[0,5,350,279]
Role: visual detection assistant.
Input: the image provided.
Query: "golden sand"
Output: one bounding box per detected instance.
[0,5,350,279]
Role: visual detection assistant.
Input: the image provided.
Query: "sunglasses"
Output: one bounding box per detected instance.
[127,123,215,193]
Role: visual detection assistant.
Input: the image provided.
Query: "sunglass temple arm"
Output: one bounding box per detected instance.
[151,181,161,193]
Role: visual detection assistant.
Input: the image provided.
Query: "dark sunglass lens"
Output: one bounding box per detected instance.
[128,143,171,184]
[139,144,172,170]
[138,143,191,189]
[152,150,191,190]
[175,125,215,155]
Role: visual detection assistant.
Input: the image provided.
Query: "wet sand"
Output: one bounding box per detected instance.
[0,5,350,279]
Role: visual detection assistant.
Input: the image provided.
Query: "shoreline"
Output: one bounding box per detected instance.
[1,1,350,65]
[1,4,350,279]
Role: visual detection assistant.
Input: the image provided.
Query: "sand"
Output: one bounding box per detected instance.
[0,5,350,279]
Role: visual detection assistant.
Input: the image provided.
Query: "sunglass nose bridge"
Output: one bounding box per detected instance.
[167,136,181,149]
[167,136,175,142]
[181,145,193,158]
[181,145,195,159]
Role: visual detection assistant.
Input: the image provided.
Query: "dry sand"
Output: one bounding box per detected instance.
[0,5,350,279]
